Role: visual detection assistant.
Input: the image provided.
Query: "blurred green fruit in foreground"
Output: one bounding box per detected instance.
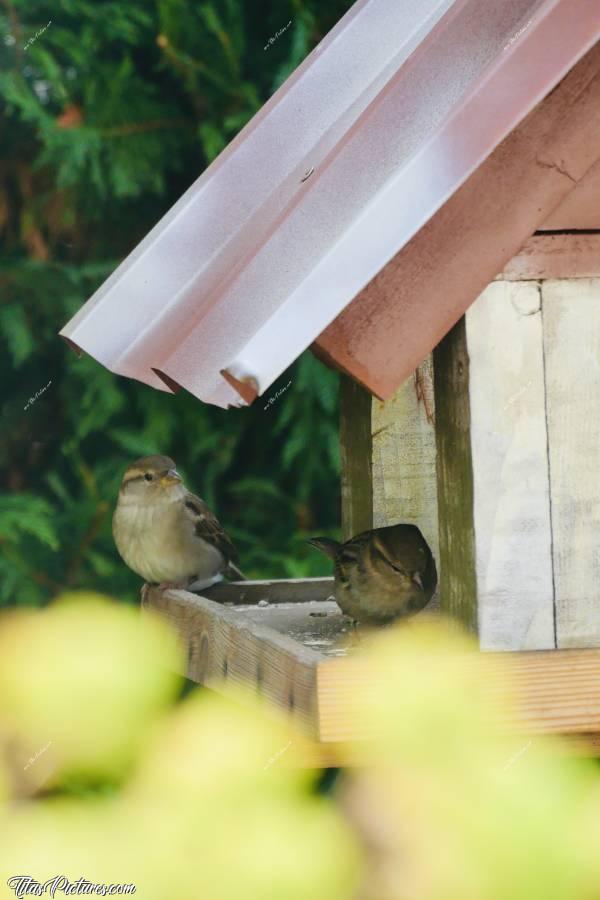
[2,599,600,900]
[0,595,361,900]
[0,592,182,785]
[338,619,600,900]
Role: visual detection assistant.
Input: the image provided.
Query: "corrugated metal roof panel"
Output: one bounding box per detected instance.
[60,0,600,407]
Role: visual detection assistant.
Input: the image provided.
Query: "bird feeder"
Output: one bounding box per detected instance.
[62,0,600,752]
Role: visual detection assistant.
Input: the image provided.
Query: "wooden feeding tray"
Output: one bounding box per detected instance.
[143,578,600,756]
[143,578,353,737]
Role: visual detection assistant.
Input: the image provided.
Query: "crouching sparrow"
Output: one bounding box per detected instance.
[308,523,437,625]
[112,455,244,589]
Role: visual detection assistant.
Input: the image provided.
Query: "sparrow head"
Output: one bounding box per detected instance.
[118,455,182,504]
[369,524,435,593]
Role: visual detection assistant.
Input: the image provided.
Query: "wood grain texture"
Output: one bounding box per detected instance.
[497,233,600,281]
[432,318,478,633]
[542,279,600,648]
[339,374,373,540]
[143,585,600,746]
[466,282,555,651]
[483,648,600,734]
[316,648,600,743]
[542,158,600,230]
[371,356,438,558]
[315,43,600,399]
[143,586,322,734]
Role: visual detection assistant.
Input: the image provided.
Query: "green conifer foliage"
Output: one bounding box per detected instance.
[0,0,354,605]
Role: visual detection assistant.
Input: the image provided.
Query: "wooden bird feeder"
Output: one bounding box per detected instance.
[62,1,600,754]
[143,580,600,758]
[143,38,600,754]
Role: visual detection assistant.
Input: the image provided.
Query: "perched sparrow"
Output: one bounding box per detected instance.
[112,455,244,589]
[308,524,437,625]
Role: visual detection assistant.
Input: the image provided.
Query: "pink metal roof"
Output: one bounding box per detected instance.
[60,0,600,408]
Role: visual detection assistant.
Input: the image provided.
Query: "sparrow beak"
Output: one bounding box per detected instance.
[412,572,424,590]
[161,468,181,486]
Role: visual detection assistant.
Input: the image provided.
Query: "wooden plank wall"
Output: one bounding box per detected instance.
[341,277,600,650]
[437,278,600,649]
[339,360,441,615]
[371,355,439,569]
[465,282,555,650]
[543,279,600,648]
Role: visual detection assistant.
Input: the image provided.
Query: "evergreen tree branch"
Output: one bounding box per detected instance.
[66,501,110,586]
[98,118,194,138]
[1,0,23,64]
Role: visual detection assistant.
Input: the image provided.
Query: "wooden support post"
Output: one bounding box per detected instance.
[434,283,556,649]
[339,362,439,587]
[542,279,600,648]
[432,318,478,634]
[371,356,439,567]
[339,375,373,540]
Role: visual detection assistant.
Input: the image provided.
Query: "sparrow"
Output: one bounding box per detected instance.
[112,455,244,589]
[308,524,437,625]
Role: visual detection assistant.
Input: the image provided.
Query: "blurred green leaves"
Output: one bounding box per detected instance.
[0,594,183,783]
[0,595,360,899]
[0,0,353,607]
[1,599,600,900]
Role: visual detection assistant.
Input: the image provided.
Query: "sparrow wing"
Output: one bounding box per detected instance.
[183,492,239,565]
[375,524,438,593]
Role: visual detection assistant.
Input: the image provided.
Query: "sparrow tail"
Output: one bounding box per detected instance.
[307,536,342,559]
[225,561,246,581]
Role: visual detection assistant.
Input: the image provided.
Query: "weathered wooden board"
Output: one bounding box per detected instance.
[144,586,324,734]
[371,355,439,571]
[202,577,335,605]
[144,585,600,747]
[339,361,441,611]
[228,601,353,659]
[497,233,600,281]
[542,158,600,230]
[342,279,600,652]
[317,647,600,743]
[432,316,478,632]
[465,282,555,650]
[339,375,373,540]
[542,279,600,648]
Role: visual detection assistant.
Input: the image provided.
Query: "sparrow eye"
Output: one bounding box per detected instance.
[144,473,153,482]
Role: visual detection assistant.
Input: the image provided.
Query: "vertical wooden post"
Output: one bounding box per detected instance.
[339,364,439,578]
[433,318,478,634]
[371,357,439,568]
[542,278,600,648]
[434,283,556,649]
[339,375,373,540]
